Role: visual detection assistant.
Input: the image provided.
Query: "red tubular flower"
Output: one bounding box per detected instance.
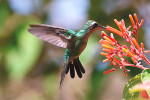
[129,13,144,41]
[141,91,149,99]
[100,13,150,76]
[129,14,136,28]
[114,19,127,37]
[103,68,116,74]
[132,38,141,51]
[106,26,122,37]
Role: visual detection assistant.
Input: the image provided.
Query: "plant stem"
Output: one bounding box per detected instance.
[144,56,150,66]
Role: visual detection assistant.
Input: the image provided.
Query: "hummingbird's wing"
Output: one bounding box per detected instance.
[28,24,74,48]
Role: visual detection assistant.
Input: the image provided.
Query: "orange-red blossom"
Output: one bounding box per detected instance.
[100,13,150,76]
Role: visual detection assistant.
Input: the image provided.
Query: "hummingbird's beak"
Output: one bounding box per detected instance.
[98,24,106,29]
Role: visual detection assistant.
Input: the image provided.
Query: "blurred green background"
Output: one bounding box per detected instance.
[0,0,150,100]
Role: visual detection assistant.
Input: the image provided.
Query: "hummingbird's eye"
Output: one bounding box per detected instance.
[87,21,98,30]
[92,23,98,28]
[89,22,98,30]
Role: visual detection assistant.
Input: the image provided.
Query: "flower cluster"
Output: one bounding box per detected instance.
[100,13,150,76]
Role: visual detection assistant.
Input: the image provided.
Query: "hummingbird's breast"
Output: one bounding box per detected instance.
[68,37,87,60]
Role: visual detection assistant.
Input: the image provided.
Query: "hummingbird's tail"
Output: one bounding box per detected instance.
[66,58,85,78]
[60,58,85,88]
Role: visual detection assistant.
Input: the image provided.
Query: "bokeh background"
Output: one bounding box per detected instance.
[0,0,150,100]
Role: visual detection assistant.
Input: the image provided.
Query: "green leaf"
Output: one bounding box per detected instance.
[141,69,150,97]
[123,74,142,100]
[142,69,150,82]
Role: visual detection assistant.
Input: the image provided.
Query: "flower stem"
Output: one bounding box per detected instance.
[144,56,150,66]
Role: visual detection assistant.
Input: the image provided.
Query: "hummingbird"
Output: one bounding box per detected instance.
[28,20,106,87]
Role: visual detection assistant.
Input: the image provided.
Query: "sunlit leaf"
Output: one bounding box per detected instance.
[123,74,142,100]
[123,69,150,99]
[141,69,150,97]
[142,69,150,82]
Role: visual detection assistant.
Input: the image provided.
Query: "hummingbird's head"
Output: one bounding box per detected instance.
[84,20,106,32]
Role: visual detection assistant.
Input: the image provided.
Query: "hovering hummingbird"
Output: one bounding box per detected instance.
[28,20,106,87]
